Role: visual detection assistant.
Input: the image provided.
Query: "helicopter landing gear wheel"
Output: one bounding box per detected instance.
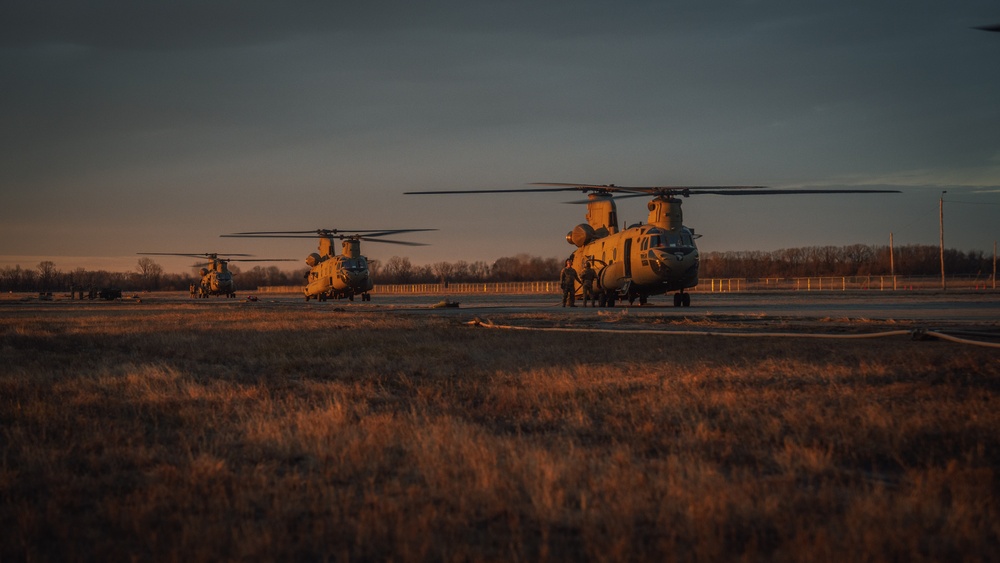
[673,293,682,307]
[682,293,691,307]
[362,293,371,301]
[639,294,648,306]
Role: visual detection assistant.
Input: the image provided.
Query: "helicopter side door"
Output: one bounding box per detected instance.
[623,238,632,279]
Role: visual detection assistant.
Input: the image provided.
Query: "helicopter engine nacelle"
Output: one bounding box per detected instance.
[566,224,596,247]
[305,253,322,267]
[199,268,209,277]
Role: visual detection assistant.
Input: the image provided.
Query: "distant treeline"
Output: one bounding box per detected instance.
[2,245,994,293]
[0,260,312,293]
[371,255,564,285]
[700,244,994,278]
[0,254,564,292]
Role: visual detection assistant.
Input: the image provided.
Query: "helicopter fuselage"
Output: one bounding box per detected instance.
[304,238,374,301]
[305,255,374,301]
[197,261,237,298]
[567,194,699,306]
[572,225,699,302]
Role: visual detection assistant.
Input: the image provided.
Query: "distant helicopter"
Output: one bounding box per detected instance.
[407,183,898,307]
[138,252,295,298]
[221,229,434,301]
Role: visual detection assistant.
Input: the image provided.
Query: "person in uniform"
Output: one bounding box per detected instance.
[580,261,597,307]
[559,259,580,307]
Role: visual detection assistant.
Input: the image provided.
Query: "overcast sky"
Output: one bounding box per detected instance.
[2,1,998,274]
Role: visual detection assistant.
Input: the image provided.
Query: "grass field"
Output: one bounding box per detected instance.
[1,300,998,561]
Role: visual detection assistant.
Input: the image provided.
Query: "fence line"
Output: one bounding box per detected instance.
[257,275,996,295]
[257,282,561,295]
[701,275,996,292]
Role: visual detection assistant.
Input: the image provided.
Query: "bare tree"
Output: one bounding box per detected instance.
[383,256,414,283]
[1,265,24,291]
[431,261,455,284]
[36,261,57,291]
[136,257,164,290]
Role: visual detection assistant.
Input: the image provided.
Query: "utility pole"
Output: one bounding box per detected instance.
[939,191,946,290]
[889,232,896,290]
[994,241,997,290]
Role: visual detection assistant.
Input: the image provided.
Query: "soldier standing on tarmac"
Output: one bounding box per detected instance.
[560,258,580,307]
[580,260,597,307]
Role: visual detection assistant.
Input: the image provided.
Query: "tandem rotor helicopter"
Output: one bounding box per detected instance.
[407,183,899,307]
[221,229,434,302]
[138,252,295,298]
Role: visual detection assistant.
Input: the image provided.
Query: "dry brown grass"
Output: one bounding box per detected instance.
[1,301,998,562]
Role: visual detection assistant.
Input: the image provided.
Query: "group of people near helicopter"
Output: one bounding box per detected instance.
[559,258,598,307]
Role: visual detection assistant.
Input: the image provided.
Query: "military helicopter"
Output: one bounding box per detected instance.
[221,229,434,302]
[137,252,295,298]
[407,183,899,307]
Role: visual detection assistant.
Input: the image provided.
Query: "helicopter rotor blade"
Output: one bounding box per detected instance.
[355,237,430,246]
[562,186,900,204]
[532,182,770,192]
[358,228,438,238]
[224,258,299,262]
[408,183,771,197]
[221,234,319,239]
[225,229,409,236]
[405,187,584,195]
[562,192,650,204]
[223,228,436,238]
[138,252,254,258]
[533,182,901,196]
[702,188,901,195]
[409,181,900,204]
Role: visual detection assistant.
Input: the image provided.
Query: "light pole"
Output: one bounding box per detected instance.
[939,191,946,290]
[889,232,896,290]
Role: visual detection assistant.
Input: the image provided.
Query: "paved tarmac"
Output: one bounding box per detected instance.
[249,290,1000,326]
[6,290,998,328]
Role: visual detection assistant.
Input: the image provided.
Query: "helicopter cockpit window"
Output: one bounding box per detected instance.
[343,258,365,271]
[651,233,689,247]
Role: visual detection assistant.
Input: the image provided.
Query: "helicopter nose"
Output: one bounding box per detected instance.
[341,270,368,285]
[648,248,697,278]
[650,248,694,263]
